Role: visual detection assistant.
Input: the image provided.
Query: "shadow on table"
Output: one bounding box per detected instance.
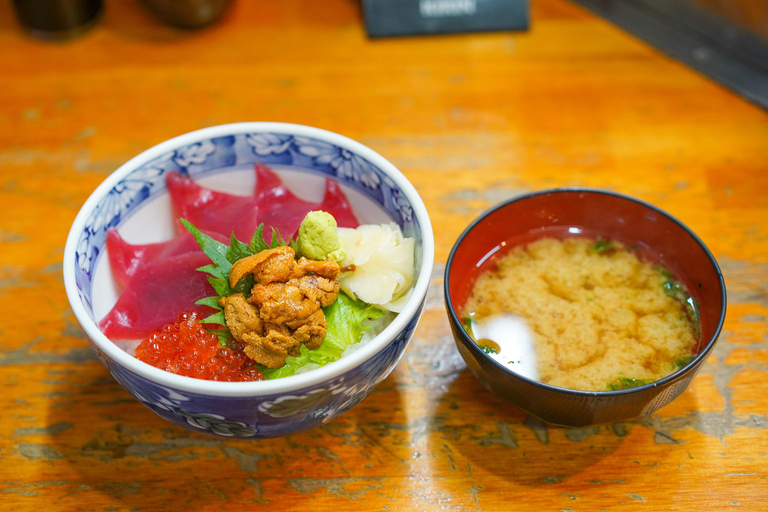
[426,369,699,488]
[45,362,405,508]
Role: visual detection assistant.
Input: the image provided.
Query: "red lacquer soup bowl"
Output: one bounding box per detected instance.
[444,189,726,427]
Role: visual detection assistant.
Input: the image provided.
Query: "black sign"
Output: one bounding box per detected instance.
[362,0,529,38]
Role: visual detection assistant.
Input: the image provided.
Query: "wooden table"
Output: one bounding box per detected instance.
[2,0,767,510]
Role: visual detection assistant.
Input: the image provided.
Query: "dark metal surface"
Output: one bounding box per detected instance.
[362,0,529,38]
[570,0,768,110]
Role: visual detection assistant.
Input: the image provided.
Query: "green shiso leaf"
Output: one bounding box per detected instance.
[227,232,253,264]
[248,225,270,254]
[197,263,225,279]
[194,296,227,331]
[248,224,275,254]
[194,296,223,310]
[259,292,384,380]
[201,310,226,326]
[209,328,233,346]
[182,217,291,343]
[231,274,255,298]
[207,275,232,299]
[270,227,288,248]
[181,218,232,277]
[247,225,286,254]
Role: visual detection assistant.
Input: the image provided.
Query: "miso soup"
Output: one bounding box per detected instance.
[462,237,699,392]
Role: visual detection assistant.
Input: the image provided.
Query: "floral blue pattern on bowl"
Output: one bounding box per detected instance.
[64,123,434,439]
[101,307,421,438]
[74,132,418,311]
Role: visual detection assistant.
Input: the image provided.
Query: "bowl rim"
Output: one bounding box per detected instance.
[63,122,434,397]
[444,187,727,397]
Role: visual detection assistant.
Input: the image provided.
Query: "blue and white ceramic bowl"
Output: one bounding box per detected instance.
[63,123,434,438]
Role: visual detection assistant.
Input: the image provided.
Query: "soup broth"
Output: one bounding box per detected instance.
[463,237,699,391]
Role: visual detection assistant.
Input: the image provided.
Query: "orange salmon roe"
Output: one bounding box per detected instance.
[135,312,263,382]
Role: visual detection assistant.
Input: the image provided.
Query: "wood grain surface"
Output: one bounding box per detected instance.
[1,0,767,510]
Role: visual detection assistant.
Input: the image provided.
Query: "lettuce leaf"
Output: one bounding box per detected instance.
[323,291,385,356]
[260,292,384,380]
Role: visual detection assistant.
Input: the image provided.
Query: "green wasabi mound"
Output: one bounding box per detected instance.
[294,210,345,261]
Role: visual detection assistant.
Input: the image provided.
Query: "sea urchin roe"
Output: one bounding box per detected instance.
[135,312,263,382]
[219,246,341,369]
[464,237,698,392]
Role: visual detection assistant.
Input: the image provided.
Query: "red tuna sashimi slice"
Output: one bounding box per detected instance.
[166,171,262,242]
[254,164,321,239]
[318,178,360,229]
[106,228,228,288]
[254,164,360,238]
[99,252,216,340]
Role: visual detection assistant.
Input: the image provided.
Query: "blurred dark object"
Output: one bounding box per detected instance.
[687,0,768,39]
[139,0,233,29]
[12,0,103,41]
[571,0,768,110]
[362,0,528,38]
